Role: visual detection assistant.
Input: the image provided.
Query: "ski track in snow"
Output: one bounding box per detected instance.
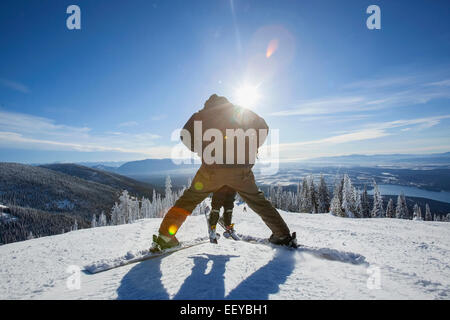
[0,204,449,300]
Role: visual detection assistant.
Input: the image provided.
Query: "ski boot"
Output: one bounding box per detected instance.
[150,234,180,253]
[223,223,240,241]
[209,225,219,244]
[269,232,298,248]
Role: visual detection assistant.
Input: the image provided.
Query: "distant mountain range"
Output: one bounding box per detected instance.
[87,158,199,176]
[296,152,450,166]
[77,152,450,178]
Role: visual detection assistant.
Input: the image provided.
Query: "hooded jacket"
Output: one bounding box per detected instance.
[181,94,269,168]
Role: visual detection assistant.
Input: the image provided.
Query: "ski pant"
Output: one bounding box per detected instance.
[210,186,236,227]
[159,165,290,238]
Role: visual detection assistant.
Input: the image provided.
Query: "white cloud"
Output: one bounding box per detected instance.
[0,110,167,156]
[0,78,30,93]
[270,74,450,117]
[118,121,139,128]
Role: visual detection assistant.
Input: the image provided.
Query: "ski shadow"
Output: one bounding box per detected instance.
[117,249,296,300]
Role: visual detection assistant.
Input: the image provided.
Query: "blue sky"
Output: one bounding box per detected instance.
[1,0,450,163]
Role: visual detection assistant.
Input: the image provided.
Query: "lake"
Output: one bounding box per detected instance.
[369,184,450,204]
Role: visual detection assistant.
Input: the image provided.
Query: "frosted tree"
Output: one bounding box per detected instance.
[317,175,330,213]
[308,175,318,213]
[98,211,107,226]
[73,219,78,231]
[395,193,409,219]
[360,185,370,218]
[385,198,395,218]
[425,203,432,221]
[119,190,131,224]
[299,178,311,213]
[91,214,97,228]
[165,175,173,208]
[110,203,121,225]
[141,197,152,218]
[342,174,356,218]
[27,231,35,240]
[330,192,344,217]
[413,204,423,221]
[371,181,384,218]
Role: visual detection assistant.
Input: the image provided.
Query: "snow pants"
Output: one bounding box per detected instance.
[159,165,290,238]
[210,186,236,227]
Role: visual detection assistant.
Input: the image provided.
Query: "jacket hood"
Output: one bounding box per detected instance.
[204,94,231,109]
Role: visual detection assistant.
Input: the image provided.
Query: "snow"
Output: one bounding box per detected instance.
[0,204,449,300]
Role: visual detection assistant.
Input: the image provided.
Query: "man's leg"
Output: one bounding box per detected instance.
[222,190,236,226]
[158,166,215,238]
[159,188,209,237]
[210,191,225,227]
[229,169,290,237]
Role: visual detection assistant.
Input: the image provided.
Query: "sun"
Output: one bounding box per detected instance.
[234,85,261,109]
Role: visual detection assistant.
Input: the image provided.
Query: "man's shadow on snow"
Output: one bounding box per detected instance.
[117,249,296,300]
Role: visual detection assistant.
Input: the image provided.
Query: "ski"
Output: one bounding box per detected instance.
[217,216,240,240]
[84,237,209,274]
[234,233,367,265]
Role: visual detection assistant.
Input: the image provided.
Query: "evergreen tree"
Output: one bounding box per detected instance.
[299,178,311,213]
[342,174,356,218]
[425,203,432,221]
[371,180,384,218]
[91,214,97,228]
[395,192,409,219]
[98,211,107,226]
[385,198,395,218]
[413,204,423,221]
[110,203,121,225]
[308,175,318,213]
[317,174,330,213]
[330,193,344,217]
[360,185,370,218]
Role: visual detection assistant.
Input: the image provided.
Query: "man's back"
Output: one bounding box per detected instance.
[181,94,269,167]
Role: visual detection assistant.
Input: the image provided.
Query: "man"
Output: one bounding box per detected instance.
[151,94,297,250]
[208,186,239,242]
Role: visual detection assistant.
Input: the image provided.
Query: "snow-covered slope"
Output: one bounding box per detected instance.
[0,204,449,300]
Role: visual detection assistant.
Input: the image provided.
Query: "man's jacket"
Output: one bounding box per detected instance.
[181,96,269,168]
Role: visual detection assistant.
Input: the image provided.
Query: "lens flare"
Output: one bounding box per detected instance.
[194,181,204,190]
[266,39,279,58]
[168,225,178,235]
[235,85,260,108]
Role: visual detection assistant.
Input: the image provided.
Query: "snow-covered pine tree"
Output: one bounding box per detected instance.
[330,192,344,217]
[308,175,318,213]
[413,203,419,220]
[355,190,363,218]
[110,203,121,225]
[118,190,131,224]
[385,198,395,218]
[395,192,409,219]
[342,174,356,218]
[91,214,97,228]
[99,211,107,226]
[299,178,311,213]
[317,174,330,213]
[73,219,78,231]
[425,204,432,221]
[164,175,173,209]
[360,185,370,218]
[27,231,34,240]
[371,180,384,218]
